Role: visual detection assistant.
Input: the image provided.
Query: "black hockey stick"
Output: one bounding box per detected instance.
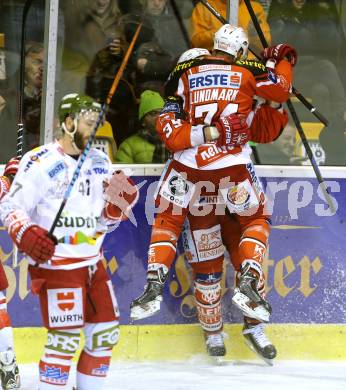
[17,0,35,159]
[242,0,336,213]
[199,0,336,214]
[242,0,328,126]
[199,0,329,126]
[49,23,143,236]
[13,0,35,268]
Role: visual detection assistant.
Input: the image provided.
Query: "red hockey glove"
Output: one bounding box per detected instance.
[12,223,57,264]
[261,44,297,66]
[215,114,250,147]
[0,176,11,200]
[4,157,20,178]
[103,170,139,221]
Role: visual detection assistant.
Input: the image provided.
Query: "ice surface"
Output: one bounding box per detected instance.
[19,360,346,390]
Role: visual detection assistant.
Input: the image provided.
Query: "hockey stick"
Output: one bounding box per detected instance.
[199,0,336,214]
[49,23,143,236]
[241,0,336,213]
[17,0,34,159]
[199,0,329,126]
[242,0,328,126]
[13,0,35,268]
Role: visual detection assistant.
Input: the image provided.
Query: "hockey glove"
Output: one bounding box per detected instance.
[215,114,250,147]
[11,223,57,264]
[0,176,11,200]
[261,44,298,67]
[103,170,139,222]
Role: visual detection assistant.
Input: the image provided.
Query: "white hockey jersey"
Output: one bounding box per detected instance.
[0,141,112,270]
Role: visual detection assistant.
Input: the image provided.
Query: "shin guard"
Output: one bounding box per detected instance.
[194,274,222,333]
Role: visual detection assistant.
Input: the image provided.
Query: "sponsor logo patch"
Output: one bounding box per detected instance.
[159,169,194,208]
[93,167,108,174]
[188,71,242,90]
[48,162,65,178]
[168,175,189,196]
[47,288,84,328]
[193,225,223,261]
[92,364,109,377]
[161,101,181,114]
[227,185,251,205]
[39,365,69,385]
[91,156,107,167]
[24,148,49,172]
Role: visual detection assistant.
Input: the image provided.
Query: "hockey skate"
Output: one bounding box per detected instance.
[0,350,20,390]
[130,268,168,320]
[232,262,271,322]
[243,321,277,366]
[205,332,227,364]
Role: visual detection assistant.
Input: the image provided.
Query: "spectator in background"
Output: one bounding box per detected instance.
[61,0,124,95]
[0,0,64,54]
[0,1,64,99]
[121,0,191,95]
[268,0,346,146]
[133,39,175,96]
[256,122,306,165]
[115,90,169,163]
[140,0,190,59]
[85,39,137,146]
[268,0,343,62]
[1,42,44,162]
[22,42,44,150]
[190,0,271,56]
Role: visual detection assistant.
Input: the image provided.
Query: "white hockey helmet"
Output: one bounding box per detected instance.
[177,48,210,64]
[213,24,249,60]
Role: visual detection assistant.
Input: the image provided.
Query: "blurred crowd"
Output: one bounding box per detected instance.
[0,0,346,165]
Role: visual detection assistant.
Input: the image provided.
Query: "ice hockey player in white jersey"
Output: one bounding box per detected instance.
[0,93,138,390]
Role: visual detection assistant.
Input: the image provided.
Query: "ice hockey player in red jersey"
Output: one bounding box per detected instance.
[0,93,138,390]
[0,157,21,389]
[181,98,287,363]
[169,47,289,363]
[130,26,296,361]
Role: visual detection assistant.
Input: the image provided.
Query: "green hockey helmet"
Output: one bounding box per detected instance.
[58,93,102,124]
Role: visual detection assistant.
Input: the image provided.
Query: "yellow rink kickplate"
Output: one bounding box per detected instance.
[14,323,346,363]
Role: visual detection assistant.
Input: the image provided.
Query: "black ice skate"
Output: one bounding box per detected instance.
[205,332,226,357]
[232,263,272,322]
[130,268,168,320]
[0,350,20,390]
[243,321,277,366]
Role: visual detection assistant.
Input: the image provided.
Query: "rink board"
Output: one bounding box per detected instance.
[1,165,346,361]
[14,324,346,363]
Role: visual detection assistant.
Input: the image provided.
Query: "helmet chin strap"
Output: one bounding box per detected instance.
[62,118,81,154]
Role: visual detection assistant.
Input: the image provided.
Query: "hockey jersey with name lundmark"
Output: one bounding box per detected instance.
[0,141,112,270]
[157,56,292,169]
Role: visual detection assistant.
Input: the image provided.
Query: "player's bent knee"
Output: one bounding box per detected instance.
[84,321,120,352]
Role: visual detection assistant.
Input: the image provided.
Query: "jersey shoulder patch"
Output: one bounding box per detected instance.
[89,148,111,167]
[21,143,54,173]
[165,57,231,97]
[235,60,267,77]
[161,96,184,118]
